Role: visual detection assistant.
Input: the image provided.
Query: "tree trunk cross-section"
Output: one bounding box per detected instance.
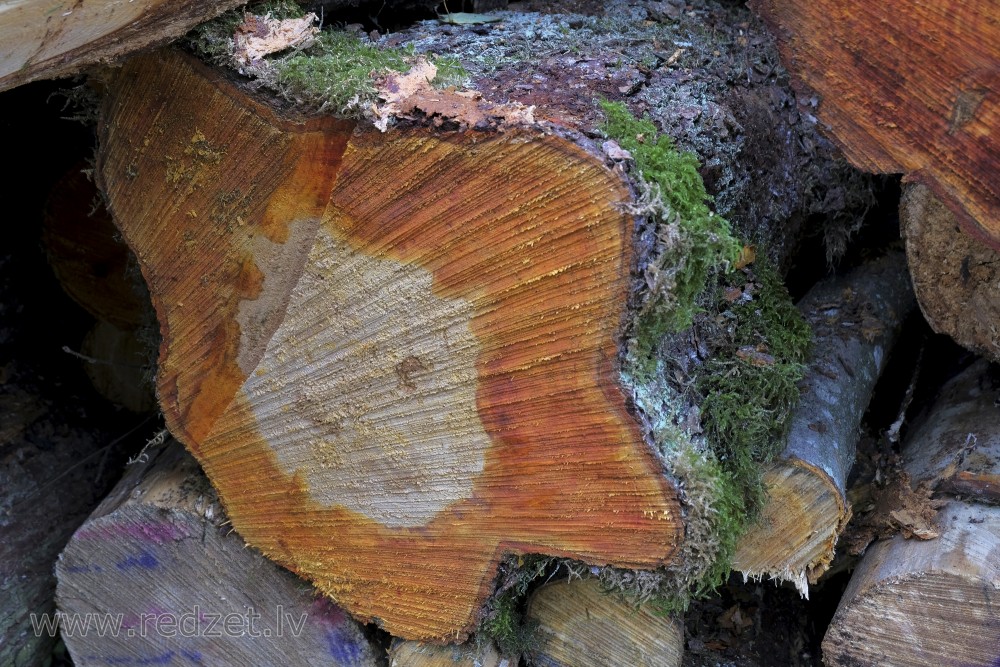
[98,50,682,641]
[750,0,1000,250]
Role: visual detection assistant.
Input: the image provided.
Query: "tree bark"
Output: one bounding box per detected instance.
[56,438,380,667]
[750,0,1000,251]
[525,577,683,667]
[901,183,1000,365]
[822,359,1000,667]
[733,253,915,593]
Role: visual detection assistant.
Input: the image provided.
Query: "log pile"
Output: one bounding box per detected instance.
[823,360,1000,667]
[0,0,998,665]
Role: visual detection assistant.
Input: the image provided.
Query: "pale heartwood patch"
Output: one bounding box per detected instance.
[97,49,682,640]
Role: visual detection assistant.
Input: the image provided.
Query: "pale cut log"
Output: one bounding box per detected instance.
[56,438,380,667]
[98,48,682,641]
[823,360,1000,667]
[750,0,1000,251]
[733,253,915,593]
[902,183,1000,365]
[389,639,504,667]
[0,0,243,92]
[525,577,683,667]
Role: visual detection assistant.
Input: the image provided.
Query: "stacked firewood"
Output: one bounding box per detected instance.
[2,0,997,666]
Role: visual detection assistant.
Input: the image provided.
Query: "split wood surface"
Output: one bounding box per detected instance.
[733,253,915,592]
[97,48,682,640]
[56,439,380,667]
[750,0,1000,250]
[823,359,1000,667]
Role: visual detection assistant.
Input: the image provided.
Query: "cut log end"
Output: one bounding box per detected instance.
[750,0,1000,250]
[56,440,380,667]
[526,578,683,667]
[902,183,1000,364]
[733,460,848,595]
[99,49,682,640]
[822,502,1000,667]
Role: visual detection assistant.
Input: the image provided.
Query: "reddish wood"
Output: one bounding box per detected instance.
[98,49,682,641]
[750,0,1000,249]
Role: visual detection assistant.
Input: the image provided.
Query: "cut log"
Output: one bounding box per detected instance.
[750,0,1000,250]
[56,438,380,667]
[525,577,683,667]
[733,253,916,592]
[0,0,242,92]
[97,48,683,640]
[901,183,1000,365]
[822,359,1000,667]
[388,639,503,667]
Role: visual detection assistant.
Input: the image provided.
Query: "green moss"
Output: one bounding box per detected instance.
[600,101,740,379]
[695,259,811,519]
[272,31,412,113]
[185,0,305,65]
[476,555,550,658]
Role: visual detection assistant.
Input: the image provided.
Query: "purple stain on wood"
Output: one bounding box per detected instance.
[309,597,347,625]
[116,549,159,571]
[325,625,364,665]
[77,520,190,545]
[180,649,204,664]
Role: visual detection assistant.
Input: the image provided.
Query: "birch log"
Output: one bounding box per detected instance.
[733,253,916,592]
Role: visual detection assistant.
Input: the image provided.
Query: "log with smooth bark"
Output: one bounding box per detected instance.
[97,48,683,641]
[750,0,1000,250]
[733,253,915,593]
[822,359,1000,667]
[901,183,1000,365]
[525,577,683,667]
[56,439,380,667]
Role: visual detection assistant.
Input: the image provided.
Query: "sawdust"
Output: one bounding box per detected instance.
[842,456,945,555]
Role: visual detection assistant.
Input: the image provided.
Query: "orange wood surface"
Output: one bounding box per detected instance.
[98,50,682,640]
[751,0,1000,249]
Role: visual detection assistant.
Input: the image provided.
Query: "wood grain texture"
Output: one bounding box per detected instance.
[526,578,683,667]
[750,0,1000,249]
[902,183,1000,364]
[99,49,682,641]
[389,639,503,667]
[734,253,915,592]
[824,361,1000,666]
[0,0,243,91]
[57,440,379,667]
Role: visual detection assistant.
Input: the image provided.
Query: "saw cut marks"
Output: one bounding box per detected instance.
[750,0,1000,249]
[99,49,682,641]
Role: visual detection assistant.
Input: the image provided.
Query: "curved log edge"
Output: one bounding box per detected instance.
[901,183,1000,364]
[97,49,683,641]
[750,0,1000,251]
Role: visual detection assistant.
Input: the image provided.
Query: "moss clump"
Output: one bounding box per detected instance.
[271,31,412,113]
[185,0,305,65]
[601,100,741,378]
[695,259,811,519]
[476,555,550,658]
